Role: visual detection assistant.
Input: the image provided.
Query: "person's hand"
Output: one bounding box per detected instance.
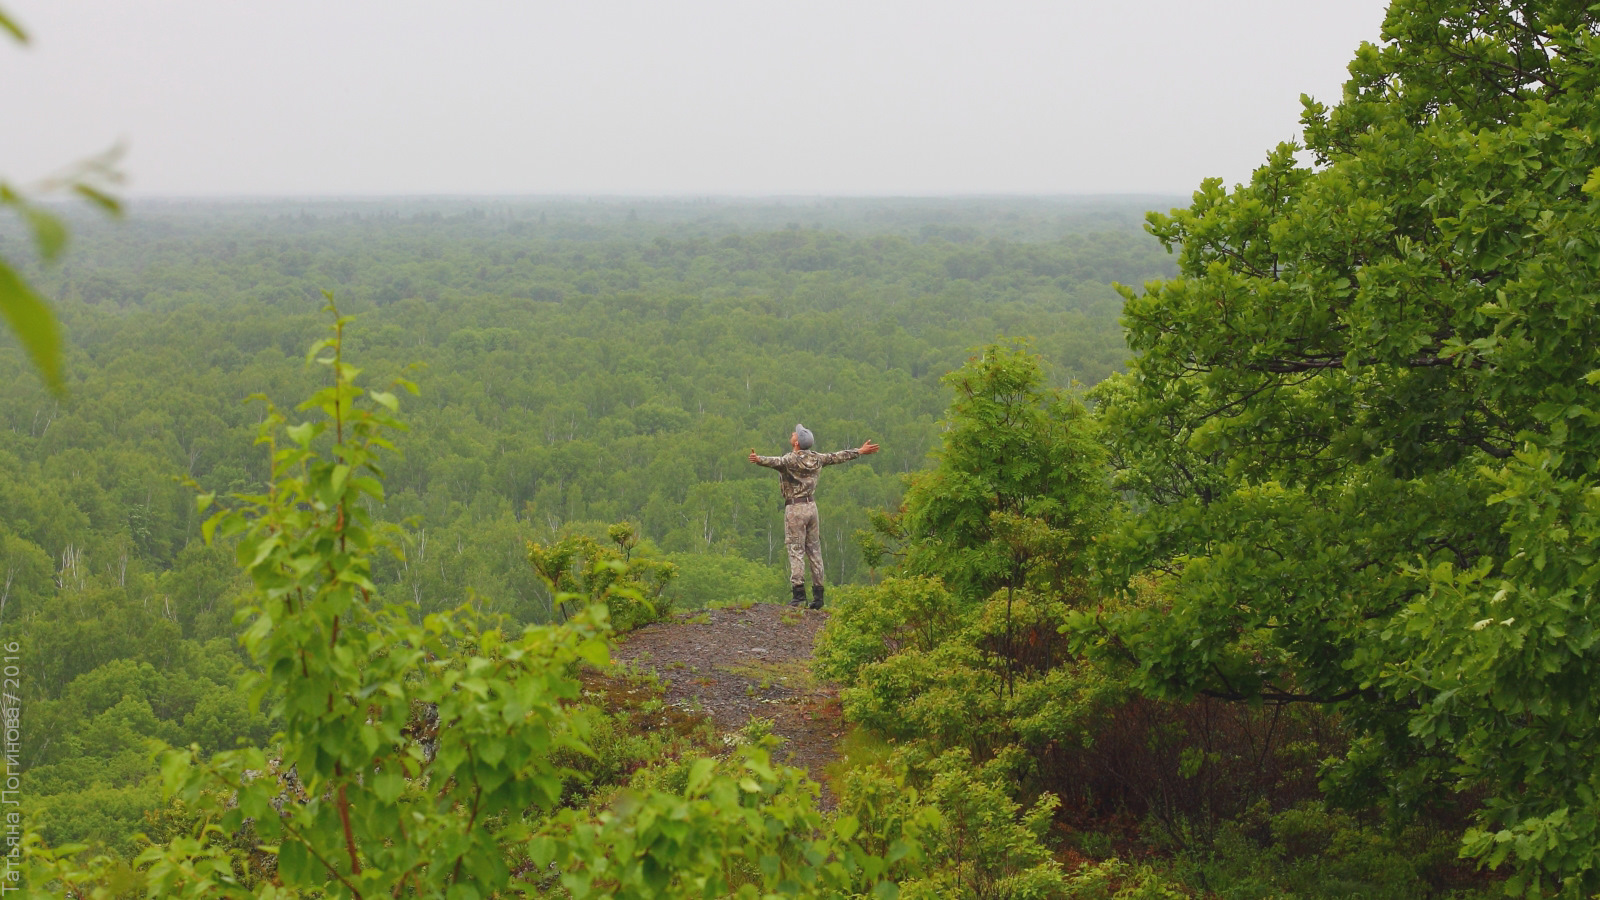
[859,440,880,455]
[748,449,760,463]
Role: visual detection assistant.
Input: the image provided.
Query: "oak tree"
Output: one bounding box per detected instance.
[1087,1,1600,892]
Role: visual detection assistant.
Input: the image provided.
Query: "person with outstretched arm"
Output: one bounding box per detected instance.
[749,424,880,609]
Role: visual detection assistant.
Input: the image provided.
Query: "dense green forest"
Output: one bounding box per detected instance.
[0,196,1168,870]
[7,194,1164,627]
[19,0,1600,896]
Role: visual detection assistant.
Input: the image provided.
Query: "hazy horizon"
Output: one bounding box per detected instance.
[108,190,1191,201]
[3,1,1392,197]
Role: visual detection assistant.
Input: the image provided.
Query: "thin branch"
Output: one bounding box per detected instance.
[337,781,363,877]
[280,820,365,900]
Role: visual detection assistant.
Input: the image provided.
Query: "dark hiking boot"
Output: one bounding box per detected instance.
[789,583,807,606]
[809,584,824,610]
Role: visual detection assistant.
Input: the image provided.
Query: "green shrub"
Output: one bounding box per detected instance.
[839,747,1072,900]
[1062,859,1189,899]
[1169,802,1496,900]
[814,575,963,684]
[663,551,786,610]
[527,520,677,633]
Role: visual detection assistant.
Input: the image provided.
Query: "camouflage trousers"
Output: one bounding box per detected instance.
[783,500,825,588]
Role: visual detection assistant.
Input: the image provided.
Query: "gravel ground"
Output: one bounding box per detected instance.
[611,602,844,801]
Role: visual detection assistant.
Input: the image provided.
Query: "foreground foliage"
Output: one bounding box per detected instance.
[25,311,923,898]
[0,3,122,392]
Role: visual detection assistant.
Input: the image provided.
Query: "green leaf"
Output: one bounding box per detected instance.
[245,534,281,570]
[71,183,122,216]
[23,204,67,261]
[686,757,715,796]
[528,836,556,867]
[0,259,63,392]
[834,814,859,840]
[277,839,312,883]
[371,769,404,803]
[0,8,27,43]
[575,637,609,667]
[1583,165,1600,197]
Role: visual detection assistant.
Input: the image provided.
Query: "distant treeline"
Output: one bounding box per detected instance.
[31,193,1184,243]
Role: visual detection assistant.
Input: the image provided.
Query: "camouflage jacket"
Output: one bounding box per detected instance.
[752,448,862,503]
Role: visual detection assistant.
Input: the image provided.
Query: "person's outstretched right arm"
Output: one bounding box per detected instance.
[750,449,784,468]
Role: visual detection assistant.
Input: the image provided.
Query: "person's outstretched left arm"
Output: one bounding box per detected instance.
[819,440,879,466]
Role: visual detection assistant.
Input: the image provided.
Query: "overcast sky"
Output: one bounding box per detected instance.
[0,1,1392,197]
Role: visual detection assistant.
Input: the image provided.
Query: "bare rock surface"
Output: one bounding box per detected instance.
[611,602,843,801]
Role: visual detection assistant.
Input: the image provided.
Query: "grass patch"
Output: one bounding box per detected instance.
[716,657,818,692]
[822,725,894,790]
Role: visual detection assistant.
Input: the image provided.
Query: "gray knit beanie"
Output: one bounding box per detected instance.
[794,424,814,450]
